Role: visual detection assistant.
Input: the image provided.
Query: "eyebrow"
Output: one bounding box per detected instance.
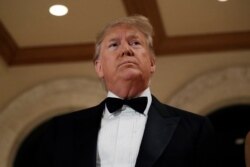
[107,34,141,42]
[108,38,119,43]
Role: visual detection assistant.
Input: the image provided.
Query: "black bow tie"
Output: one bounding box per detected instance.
[105,97,148,114]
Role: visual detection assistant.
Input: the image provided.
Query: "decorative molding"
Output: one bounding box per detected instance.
[168,66,250,115]
[0,21,18,64]
[123,0,250,55]
[14,43,94,65]
[1,0,250,66]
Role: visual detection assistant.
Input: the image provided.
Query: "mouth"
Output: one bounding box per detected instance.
[119,60,138,67]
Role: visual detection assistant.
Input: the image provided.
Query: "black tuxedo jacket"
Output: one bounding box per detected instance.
[34,95,216,167]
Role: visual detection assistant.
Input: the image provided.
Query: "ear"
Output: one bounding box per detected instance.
[95,60,104,78]
[150,56,156,74]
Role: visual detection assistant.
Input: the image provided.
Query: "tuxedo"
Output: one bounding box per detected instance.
[34,95,216,167]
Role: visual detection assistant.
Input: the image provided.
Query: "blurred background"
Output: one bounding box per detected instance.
[0,0,250,167]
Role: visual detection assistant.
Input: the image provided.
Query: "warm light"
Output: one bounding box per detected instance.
[49,4,68,16]
[217,0,228,2]
[235,138,244,145]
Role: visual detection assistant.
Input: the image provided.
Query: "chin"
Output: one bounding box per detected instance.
[121,71,142,80]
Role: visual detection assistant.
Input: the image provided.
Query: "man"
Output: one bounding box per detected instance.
[35,15,216,167]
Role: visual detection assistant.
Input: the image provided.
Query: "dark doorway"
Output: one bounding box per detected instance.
[208,104,250,167]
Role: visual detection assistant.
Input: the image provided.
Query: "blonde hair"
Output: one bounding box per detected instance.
[93,15,155,61]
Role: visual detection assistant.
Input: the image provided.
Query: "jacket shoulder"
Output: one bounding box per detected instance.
[151,95,210,124]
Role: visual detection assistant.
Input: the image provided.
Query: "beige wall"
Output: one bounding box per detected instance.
[1,50,250,111]
[0,50,250,167]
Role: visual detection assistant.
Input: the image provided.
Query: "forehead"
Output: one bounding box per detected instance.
[102,24,146,41]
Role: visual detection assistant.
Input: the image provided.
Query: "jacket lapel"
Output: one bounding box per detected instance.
[135,96,180,167]
[73,101,105,167]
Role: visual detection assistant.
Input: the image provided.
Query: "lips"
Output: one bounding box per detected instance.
[119,60,138,67]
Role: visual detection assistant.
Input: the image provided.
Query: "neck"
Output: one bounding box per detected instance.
[107,80,148,99]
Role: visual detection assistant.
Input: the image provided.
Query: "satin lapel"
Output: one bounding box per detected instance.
[73,102,105,167]
[135,97,180,167]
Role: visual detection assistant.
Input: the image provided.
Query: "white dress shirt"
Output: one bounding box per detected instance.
[97,88,152,167]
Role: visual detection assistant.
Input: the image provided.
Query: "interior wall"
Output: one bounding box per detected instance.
[1,50,250,111]
[0,49,250,167]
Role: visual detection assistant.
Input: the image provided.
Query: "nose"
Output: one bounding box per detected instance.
[122,49,133,56]
[121,44,134,56]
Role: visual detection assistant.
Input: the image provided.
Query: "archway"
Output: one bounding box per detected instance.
[0,77,105,167]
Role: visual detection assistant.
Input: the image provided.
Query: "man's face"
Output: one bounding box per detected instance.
[95,24,156,91]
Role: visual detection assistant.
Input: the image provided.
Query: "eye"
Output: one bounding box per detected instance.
[108,42,118,48]
[130,40,141,46]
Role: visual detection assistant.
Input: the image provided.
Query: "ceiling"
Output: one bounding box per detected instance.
[1,0,250,66]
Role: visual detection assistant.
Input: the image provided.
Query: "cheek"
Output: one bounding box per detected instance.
[142,57,155,74]
[101,57,116,74]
